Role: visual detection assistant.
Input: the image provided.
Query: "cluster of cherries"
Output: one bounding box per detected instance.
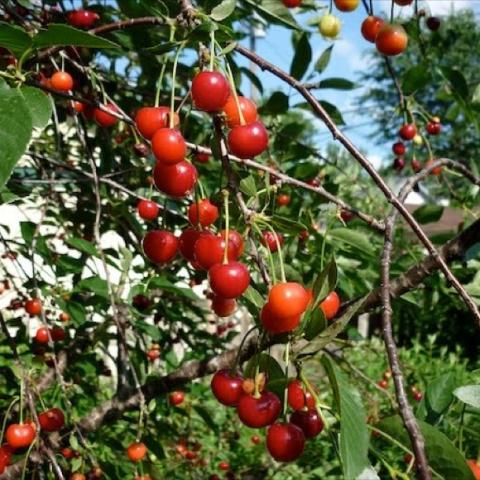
[392,118,443,174]
[376,370,423,402]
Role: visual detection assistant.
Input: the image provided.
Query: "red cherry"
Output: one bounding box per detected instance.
[251,435,261,445]
[211,370,244,406]
[135,106,179,140]
[411,159,421,172]
[426,120,441,135]
[261,231,284,253]
[59,312,70,323]
[266,422,305,462]
[290,409,324,438]
[261,303,300,334]
[94,103,118,128]
[218,461,230,471]
[393,157,405,171]
[211,296,237,317]
[467,460,480,480]
[392,142,406,155]
[426,17,441,31]
[133,294,151,311]
[191,71,230,112]
[228,121,269,159]
[375,24,408,56]
[147,348,160,361]
[268,282,309,320]
[361,16,385,43]
[426,159,443,176]
[127,442,147,462]
[153,161,197,198]
[282,0,302,6]
[39,408,65,432]
[194,232,236,270]
[194,152,210,163]
[399,123,417,141]
[378,379,388,389]
[394,0,412,5]
[219,229,244,258]
[0,444,13,471]
[142,230,178,264]
[277,194,290,207]
[320,291,341,320]
[5,423,36,449]
[67,10,100,28]
[137,200,159,221]
[50,71,74,91]
[25,298,42,315]
[151,128,186,165]
[35,326,50,344]
[223,95,258,127]
[287,380,306,411]
[51,326,66,342]
[413,391,423,402]
[237,391,281,428]
[188,199,219,227]
[169,391,185,406]
[179,228,201,262]
[209,262,250,299]
[61,447,75,459]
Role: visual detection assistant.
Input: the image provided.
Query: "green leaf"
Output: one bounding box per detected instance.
[210,0,236,21]
[134,320,162,341]
[328,228,374,256]
[20,86,52,129]
[0,22,32,57]
[315,78,356,90]
[290,32,311,80]
[33,24,119,49]
[66,237,99,257]
[0,86,33,190]
[319,100,345,125]
[472,84,480,105]
[402,65,432,95]
[441,67,469,100]
[312,259,337,305]
[412,204,444,224]
[76,276,109,298]
[379,416,475,480]
[315,45,333,73]
[244,353,284,381]
[425,373,456,422]
[20,221,36,244]
[149,276,199,301]
[260,91,289,115]
[271,215,307,233]
[453,385,480,409]
[323,356,370,479]
[194,405,219,433]
[244,0,300,31]
[303,308,326,340]
[243,286,264,309]
[239,175,257,197]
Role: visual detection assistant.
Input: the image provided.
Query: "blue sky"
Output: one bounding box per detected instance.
[235,0,480,167]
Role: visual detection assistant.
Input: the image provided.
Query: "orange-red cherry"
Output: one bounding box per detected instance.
[188,199,219,227]
[5,423,36,449]
[222,95,258,128]
[127,442,147,462]
[375,24,408,56]
[361,16,385,43]
[51,71,74,91]
[191,71,230,112]
[169,391,185,406]
[35,327,50,344]
[399,123,417,140]
[179,228,201,262]
[142,230,178,264]
[267,282,309,319]
[135,106,179,140]
[261,303,300,334]
[320,291,341,320]
[26,298,42,315]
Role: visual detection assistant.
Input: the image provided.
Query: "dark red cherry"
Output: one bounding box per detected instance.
[137,200,159,221]
[39,408,65,432]
[51,327,65,342]
[266,422,305,462]
[153,161,197,198]
[211,295,237,317]
[194,232,236,270]
[179,228,201,262]
[67,10,100,28]
[151,128,186,165]
[393,157,405,171]
[191,71,230,112]
[261,231,284,252]
[411,158,421,172]
[142,230,178,263]
[287,380,306,411]
[392,142,406,155]
[219,229,244,258]
[399,123,417,141]
[426,16,441,31]
[237,391,281,428]
[209,262,250,299]
[290,409,324,438]
[211,370,244,406]
[132,294,151,311]
[426,120,441,135]
[228,121,269,159]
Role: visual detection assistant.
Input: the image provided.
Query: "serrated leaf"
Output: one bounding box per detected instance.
[0,22,32,57]
[290,32,311,80]
[323,356,370,479]
[412,204,444,224]
[239,175,257,197]
[453,385,480,409]
[315,44,333,73]
[315,78,355,90]
[0,86,33,190]
[379,416,475,480]
[210,0,236,21]
[20,86,52,129]
[33,24,119,49]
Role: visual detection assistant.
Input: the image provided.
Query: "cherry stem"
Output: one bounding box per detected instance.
[170,43,185,129]
[154,62,167,108]
[233,326,258,371]
[222,189,230,264]
[265,223,286,283]
[20,439,37,480]
[225,58,246,126]
[283,341,290,416]
[328,0,333,14]
[0,397,19,441]
[300,372,330,431]
[253,223,277,284]
[209,29,215,71]
[390,0,394,23]
[20,376,24,424]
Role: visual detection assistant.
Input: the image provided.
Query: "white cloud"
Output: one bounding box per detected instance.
[372,0,475,17]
